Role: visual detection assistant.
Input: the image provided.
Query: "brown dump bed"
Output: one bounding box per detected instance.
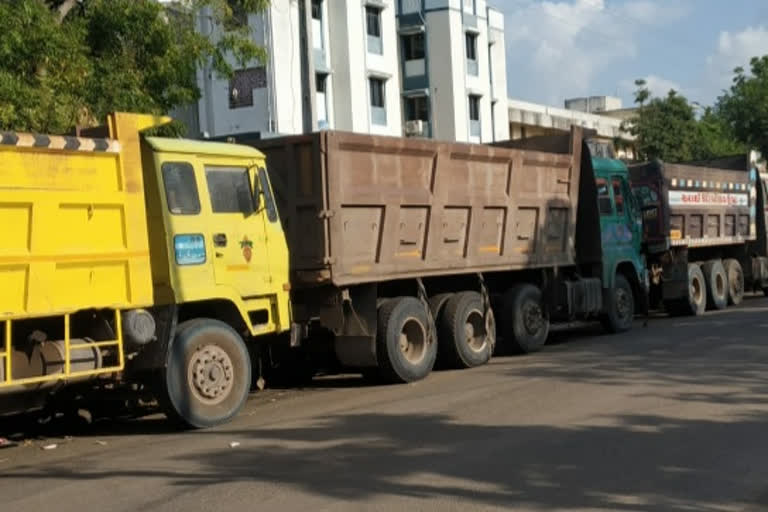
[630,156,757,251]
[254,129,584,287]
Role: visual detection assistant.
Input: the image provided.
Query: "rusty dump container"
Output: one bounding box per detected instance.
[629,155,758,252]
[253,129,584,288]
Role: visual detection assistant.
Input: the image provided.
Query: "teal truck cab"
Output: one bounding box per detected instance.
[592,152,648,328]
[494,134,647,334]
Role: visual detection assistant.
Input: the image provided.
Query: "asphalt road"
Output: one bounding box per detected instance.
[3,298,768,512]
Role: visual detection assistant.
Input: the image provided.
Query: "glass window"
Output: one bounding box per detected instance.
[612,177,625,215]
[468,95,480,121]
[229,67,267,109]
[162,162,200,215]
[311,0,322,20]
[402,33,425,60]
[596,178,613,215]
[369,78,385,108]
[258,168,278,223]
[405,96,429,121]
[205,166,254,214]
[315,73,326,93]
[465,33,477,61]
[366,6,381,38]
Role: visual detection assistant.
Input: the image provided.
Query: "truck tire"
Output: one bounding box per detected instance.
[685,263,707,316]
[161,319,251,429]
[438,291,495,369]
[376,297,437,383]
[702,260,728,310]
[723,259,744,305]
[601,274,635,333]
[501,284,549,354]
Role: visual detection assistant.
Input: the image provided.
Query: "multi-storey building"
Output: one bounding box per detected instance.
[179,0,508,143]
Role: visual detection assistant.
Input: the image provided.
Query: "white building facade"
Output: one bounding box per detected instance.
[396,0,508,143]
[183,0,507,143]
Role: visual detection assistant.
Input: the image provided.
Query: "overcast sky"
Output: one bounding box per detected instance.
[500,0,768,109]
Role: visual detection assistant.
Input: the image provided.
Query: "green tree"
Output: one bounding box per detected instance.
[717,55,768,156]
[0,0,269,133]
[623,88,699,162]
[623,82,743,162]
[694,107,745,160]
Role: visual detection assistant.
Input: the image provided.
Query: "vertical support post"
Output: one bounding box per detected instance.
[64,313,71,375]
[115,310,125,370]
[4,320,11,383]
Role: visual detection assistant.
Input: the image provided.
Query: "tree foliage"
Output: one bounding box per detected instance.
[717,55,768,157]
[0,0,268,134]
[623,80,744,162]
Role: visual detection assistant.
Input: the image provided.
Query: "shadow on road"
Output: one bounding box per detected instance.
[3,409,768,511]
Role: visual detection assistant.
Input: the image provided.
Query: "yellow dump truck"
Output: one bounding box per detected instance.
[0,113,292,428]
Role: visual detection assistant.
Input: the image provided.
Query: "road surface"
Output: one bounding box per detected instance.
[3,298,768,512]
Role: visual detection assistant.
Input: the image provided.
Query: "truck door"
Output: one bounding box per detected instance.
[202,162,272,300]
[597,176,638,275]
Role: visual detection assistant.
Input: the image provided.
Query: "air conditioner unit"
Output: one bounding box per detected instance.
[404,120,424,137]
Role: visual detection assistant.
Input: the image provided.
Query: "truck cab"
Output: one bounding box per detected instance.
[135,137,294,426]
[592,155,647,297]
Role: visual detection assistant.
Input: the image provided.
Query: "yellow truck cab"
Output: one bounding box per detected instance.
[0,113,291,428]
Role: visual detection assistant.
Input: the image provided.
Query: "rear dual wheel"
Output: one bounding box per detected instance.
[374,297,437,383]
[702,260,728,311]
[432,292,495,369]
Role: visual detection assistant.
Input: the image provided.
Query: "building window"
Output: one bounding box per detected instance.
[366,6,381,37]
[468,95,481,137]
[465,32,478,76]
[366,6,383,54]
[229,67,267,109]
[316,73,329,129]
[315,73,326,93]
[370,78,385,108]
[311,0,322,20]
[224,0,248,30]
[469,95,480,121]
[465,33,477,60]
[402,33,425,61]
[405,96,429,122]
[369,77,387,125]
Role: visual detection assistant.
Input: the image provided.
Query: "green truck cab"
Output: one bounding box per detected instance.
[593,155,647,300]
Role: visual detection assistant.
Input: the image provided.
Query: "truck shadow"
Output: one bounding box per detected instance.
[3,410,768,511]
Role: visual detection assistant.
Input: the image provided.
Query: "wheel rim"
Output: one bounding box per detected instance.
[521,300,545,336]
[615,287,632,321]
[464,309,487,353]
[399,317,427,365]
[731,269,743,295]
[187,345,235,405]
[715,273,725,297]
[691,276,703,304]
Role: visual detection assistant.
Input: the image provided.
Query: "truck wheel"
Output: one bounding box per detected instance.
[161,319,251,429]
[438,291,495,368]
[376,297,437,383]
[601,274,635,333]
[702,260,728,310]
[723,259,744,305]
[685,264,707,316]
[502,284,549,354]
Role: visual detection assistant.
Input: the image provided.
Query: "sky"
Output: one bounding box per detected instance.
[500,0,768,109]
